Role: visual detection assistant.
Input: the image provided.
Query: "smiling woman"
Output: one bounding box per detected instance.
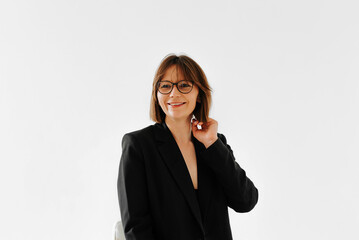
[117,53,259,240]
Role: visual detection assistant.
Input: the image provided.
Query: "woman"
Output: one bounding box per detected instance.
[117,54,258,240]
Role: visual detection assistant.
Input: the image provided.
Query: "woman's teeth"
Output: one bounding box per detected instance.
[169,103,184,106]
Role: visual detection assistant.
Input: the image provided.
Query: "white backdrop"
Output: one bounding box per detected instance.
[1,0,358,239]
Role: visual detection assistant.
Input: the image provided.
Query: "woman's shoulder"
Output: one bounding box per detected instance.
[123,124,155,139]
[122,122,164,143]
[217,132,227,143]
[121,123,165,152]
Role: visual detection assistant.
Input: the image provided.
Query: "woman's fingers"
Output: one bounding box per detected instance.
[192,120,204,131]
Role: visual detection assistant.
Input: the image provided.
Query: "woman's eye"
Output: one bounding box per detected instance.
[179,83,191,88]
[161,84,171,88]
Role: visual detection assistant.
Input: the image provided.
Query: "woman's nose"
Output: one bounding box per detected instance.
[169,85,181,97]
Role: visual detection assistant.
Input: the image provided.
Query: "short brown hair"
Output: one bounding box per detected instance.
[150,53,212,123]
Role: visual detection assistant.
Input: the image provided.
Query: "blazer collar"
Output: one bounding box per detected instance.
[153,122,212,232]
[154,121,206,165]
[154,121,206,149]
[154,121,172,142]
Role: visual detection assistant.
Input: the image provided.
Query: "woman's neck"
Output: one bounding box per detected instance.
[165,116,193,144]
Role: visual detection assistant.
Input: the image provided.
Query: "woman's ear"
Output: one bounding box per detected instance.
[196,96,201,103]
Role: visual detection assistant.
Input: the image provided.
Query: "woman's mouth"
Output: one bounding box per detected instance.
[168,102,186,107]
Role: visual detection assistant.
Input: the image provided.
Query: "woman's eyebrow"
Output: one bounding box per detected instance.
[161,79,186,81]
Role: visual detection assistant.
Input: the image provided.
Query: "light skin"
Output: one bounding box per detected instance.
[157,65,218,148]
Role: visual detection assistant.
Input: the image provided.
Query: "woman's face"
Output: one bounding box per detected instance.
[157,65,199,122]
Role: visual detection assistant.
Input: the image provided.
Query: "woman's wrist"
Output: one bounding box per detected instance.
[204,137,218,149]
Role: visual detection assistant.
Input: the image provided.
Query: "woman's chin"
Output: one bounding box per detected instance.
[165,114,192,123]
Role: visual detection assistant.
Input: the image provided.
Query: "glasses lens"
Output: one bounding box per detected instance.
[158,81,172,94]
[178,80,193,93]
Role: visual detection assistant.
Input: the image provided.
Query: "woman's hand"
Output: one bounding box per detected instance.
[192,118,218,148]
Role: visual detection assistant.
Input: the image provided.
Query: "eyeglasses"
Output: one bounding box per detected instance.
[157,80,194,94]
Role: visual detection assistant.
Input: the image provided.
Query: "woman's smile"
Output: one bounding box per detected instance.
[168,102,186,107]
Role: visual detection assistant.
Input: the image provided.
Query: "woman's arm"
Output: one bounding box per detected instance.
[200,133,259,213]
[117,133,156,239]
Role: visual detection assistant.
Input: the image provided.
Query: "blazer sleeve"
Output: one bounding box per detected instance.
[200,133,259,213]
[117,133,156,240]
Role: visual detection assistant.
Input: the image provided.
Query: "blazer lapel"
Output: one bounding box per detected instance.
[154,122,204,232]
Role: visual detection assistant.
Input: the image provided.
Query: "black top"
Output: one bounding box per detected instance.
[194,189,203,221]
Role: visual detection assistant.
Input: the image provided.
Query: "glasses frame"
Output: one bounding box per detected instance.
[157,80,194,94]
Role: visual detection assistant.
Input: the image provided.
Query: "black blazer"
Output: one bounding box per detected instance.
[117,122,258,240]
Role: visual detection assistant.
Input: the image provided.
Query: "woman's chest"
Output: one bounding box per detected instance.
[177,142,198,189]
